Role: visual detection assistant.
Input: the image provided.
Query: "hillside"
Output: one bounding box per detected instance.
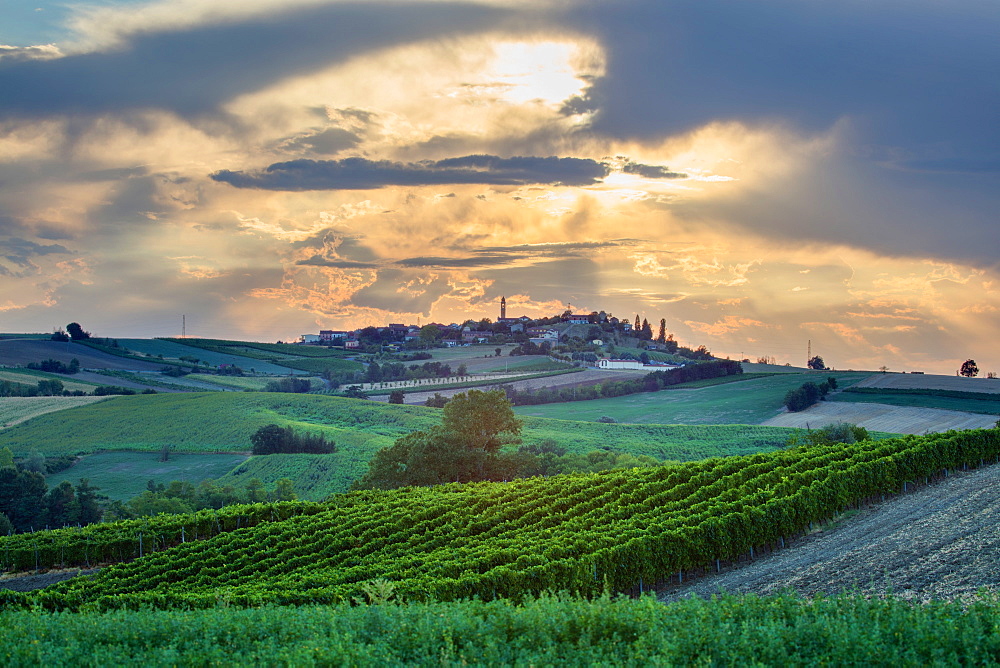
[661,461,1000,603]
[0,339,164,372]
[0,392,803,498]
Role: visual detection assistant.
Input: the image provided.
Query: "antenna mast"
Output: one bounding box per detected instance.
[182,314,186,338]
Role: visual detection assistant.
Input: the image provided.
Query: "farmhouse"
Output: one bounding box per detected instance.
[599,358,645,370]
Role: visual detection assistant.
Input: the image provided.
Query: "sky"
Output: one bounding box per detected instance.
[0,0,998,375]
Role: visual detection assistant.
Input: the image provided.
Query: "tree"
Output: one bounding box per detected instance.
[343,385,369,399]
[441,389,522,454]
[960,359,979,377]
[640,319,653,340]
[0,447,13,469]
[76,478,107,524]
[50,330,69,342]
[250,424,335,455]
[388,389,405,404]
[418,325,441,349]
[245,478,268,503]
[634,314,641,332]
[66,322,90,340]
[355,390,522,489]
[807,356,825,370]
[271,478,297,502]
[656,319,666,344]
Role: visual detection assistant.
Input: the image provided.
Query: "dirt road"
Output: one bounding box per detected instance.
[660,463,1000,603]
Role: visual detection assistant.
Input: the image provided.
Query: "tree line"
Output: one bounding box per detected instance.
[0,448,104,534]
[498,360,744,407]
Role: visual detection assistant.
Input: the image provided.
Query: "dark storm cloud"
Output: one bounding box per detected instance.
[565,0,1000,161]
[296,256,379,269]
[350,268,452,313]
[211,155,683,190]
[0,237,73,275]
[395,254,519,268]
[478,240,642,255]
[0,2,507,119]
[396,240,644,268]
[622,162,685,179]
[557,0,1000,263]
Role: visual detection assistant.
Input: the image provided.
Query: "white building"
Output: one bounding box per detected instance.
[598,358,644,370]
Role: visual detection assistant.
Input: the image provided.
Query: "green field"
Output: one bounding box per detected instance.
[184,374,324,391]
[214,454,341,501]
[46,452,249,501]
[0,392,806,494]
[830,388,1000,415]
[514,372,870,424]
[115,339,300,375]
[0,396,110,427]
[0,368,101,393]
[1,594,998,666]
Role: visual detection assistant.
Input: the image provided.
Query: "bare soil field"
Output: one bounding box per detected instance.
[855,372,1000,394]
[0,568,100,592]
[397,368,648,405]
[760,401,997,434]
[0,339,164,372]
[0,396,110,428]
[660,463,1000,603]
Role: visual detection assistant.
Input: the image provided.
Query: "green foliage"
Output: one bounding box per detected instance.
[250,424,335,455]
[1,593,1000,664]
[785,423,870,449]
[388,389,405,404]
[263,377,312,393]
[424,393,449,408]
[354,390,522,489]
[504,360,744,407]
[833,386,1000,416]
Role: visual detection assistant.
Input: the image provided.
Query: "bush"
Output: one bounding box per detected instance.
[596,416,617,423]
[250,424,336,455]
[388,390,405,404]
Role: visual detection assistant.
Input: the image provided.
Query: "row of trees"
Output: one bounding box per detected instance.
[0,378,153,398]
[249,425,336,455]
[783,377,838,412]
[114,478,298,518]
[500,360,744,407]
[0,449,104,534]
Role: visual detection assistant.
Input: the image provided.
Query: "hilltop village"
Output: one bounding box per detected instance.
[301,297,712,367]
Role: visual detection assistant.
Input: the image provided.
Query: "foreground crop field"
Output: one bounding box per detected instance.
[514,372,870,424]
[4,428,994,610]
[1,594,998,666]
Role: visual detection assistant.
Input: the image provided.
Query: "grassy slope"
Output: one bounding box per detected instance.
[46,452,249,500]
[514,372,870,424]
[115,339,299,375]
[829,389,1000,415]
[0,368,101,392]
[0,392,804,496]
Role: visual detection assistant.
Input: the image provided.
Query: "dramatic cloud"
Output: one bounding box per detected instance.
[0,0,997,373]
[211,155,683,190]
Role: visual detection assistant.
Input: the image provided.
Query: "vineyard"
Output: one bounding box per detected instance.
[2,428,995,611]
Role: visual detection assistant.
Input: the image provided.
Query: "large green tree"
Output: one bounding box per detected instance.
[354,389,523,490]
